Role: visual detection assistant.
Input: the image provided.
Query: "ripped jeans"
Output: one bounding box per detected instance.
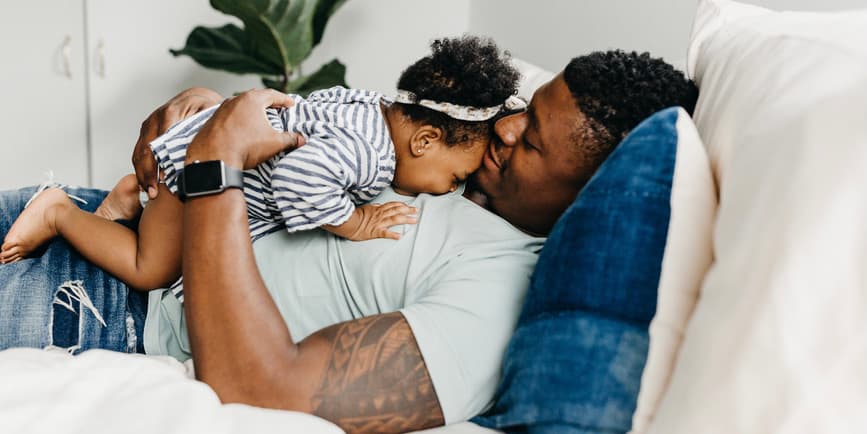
[0,186,147,354]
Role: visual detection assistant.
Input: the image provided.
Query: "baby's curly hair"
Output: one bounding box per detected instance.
[564,50,699,167]
[396,35,520,146]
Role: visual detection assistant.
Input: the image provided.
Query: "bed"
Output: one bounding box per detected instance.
[0,347,502,434]
[3,1,866,433]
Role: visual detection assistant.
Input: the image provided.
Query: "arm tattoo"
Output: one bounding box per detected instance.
[312,312,445,433]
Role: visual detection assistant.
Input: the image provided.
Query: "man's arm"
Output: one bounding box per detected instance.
[181,89,444,433]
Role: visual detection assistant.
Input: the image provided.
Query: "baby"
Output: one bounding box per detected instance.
[0,35,523,292]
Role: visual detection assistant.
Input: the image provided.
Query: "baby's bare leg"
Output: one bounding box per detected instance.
[50,183,182,290]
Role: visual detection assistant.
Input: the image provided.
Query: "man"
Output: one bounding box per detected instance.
[0,50,696,433]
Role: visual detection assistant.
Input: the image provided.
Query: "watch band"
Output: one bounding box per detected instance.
[178,160,244,202]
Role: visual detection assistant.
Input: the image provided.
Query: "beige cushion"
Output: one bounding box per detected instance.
[511,57,555,100]
[630,110,716,433]
[646,1,867,433]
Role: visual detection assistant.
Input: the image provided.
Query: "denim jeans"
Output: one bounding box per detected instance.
[0,186,147,354]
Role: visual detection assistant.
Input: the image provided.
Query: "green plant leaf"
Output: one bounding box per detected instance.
[173,0,348,95]
[312,0,349,45]
[262,58,347,97]
[170,24,281,76]
[261,76,286,91]
[210,0,319,70]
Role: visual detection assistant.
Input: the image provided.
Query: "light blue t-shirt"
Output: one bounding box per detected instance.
[143,185,544,424]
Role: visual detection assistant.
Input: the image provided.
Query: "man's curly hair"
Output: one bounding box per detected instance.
[396,35,520,146]
[564,50,699,166]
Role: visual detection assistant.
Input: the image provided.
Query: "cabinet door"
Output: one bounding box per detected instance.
[0,1,89,190]
[86,0,260,189]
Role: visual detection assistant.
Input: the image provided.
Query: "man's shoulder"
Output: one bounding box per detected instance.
[397,188,545,265]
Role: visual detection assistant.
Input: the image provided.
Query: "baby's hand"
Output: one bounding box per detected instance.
[347,202,418,241]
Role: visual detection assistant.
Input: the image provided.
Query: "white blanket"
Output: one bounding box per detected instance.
[0,348,344,434]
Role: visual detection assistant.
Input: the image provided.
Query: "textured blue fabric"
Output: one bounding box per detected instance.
[0,186,147,353]
[474,107,680,433]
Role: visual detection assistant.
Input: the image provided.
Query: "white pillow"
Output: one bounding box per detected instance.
[630,110,716,434]
[511,58,555,100]
[647,1,867,433]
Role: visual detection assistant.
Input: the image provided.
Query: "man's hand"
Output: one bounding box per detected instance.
[186,89,305,170]
[133,87,224,199]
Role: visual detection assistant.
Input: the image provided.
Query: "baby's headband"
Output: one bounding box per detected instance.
[393,90,527,122]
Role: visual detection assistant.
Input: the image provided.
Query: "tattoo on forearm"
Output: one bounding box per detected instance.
[312,313,445,433]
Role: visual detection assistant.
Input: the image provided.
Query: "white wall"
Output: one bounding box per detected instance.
[469,0,867,74]
[304,0,470,94]
[7,0,865,189]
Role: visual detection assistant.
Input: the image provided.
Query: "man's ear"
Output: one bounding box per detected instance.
[409,125,444,157]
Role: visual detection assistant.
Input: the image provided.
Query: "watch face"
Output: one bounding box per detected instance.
[183,160,224,195]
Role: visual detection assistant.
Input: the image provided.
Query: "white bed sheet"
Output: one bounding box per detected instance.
[0,348,342,434]
[0,348,501,434]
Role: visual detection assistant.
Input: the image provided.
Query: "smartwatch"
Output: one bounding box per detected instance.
[178,160,244,201]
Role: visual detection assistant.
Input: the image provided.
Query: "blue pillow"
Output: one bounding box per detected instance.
[473,107,681,433]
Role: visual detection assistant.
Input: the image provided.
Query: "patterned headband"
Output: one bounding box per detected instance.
[393,90,527,121]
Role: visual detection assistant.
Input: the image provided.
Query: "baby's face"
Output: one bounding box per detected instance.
[394,136,488,195]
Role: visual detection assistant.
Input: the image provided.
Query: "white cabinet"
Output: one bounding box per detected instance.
[0,1,89,189]
[85,0,262,189]
[0,1,260,190]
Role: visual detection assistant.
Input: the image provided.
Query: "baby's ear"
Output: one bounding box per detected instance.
[409,125,444,157]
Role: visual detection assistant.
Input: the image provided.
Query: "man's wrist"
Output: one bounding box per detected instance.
[179,160,244,201]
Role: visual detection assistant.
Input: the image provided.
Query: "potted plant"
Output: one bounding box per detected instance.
[171,0,348,96]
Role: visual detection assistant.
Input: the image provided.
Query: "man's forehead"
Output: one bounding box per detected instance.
[531,74,592,181]
[530,74,578,118]
[529,75,584,138]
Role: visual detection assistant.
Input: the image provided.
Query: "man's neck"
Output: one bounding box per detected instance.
[462,177,488,208]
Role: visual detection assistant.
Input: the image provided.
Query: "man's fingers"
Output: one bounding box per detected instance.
[280,131,306,151]
[136,157,159,199]
[132,87,223,197]
[257,88,296,109]
[134,159,158,199]
[133,120,161,198]
[231,88,295,111]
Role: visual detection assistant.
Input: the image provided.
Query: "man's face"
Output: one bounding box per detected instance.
[472,73,590,235]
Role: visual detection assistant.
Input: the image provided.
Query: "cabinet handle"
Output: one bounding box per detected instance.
[62,36,72,79]
[96,38,106,78]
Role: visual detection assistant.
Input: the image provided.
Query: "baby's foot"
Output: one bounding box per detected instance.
[0,188,71,263]
[95,174,142,221]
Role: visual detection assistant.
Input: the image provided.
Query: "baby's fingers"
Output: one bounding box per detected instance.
[377,213,418,228]
[379,230,402,241]
[378,201,417,215]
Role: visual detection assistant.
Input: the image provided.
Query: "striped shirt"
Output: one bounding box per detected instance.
[149,87,396,300]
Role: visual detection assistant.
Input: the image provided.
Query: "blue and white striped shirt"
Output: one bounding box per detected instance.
[149,87,396,300]
[150,87,396,240]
